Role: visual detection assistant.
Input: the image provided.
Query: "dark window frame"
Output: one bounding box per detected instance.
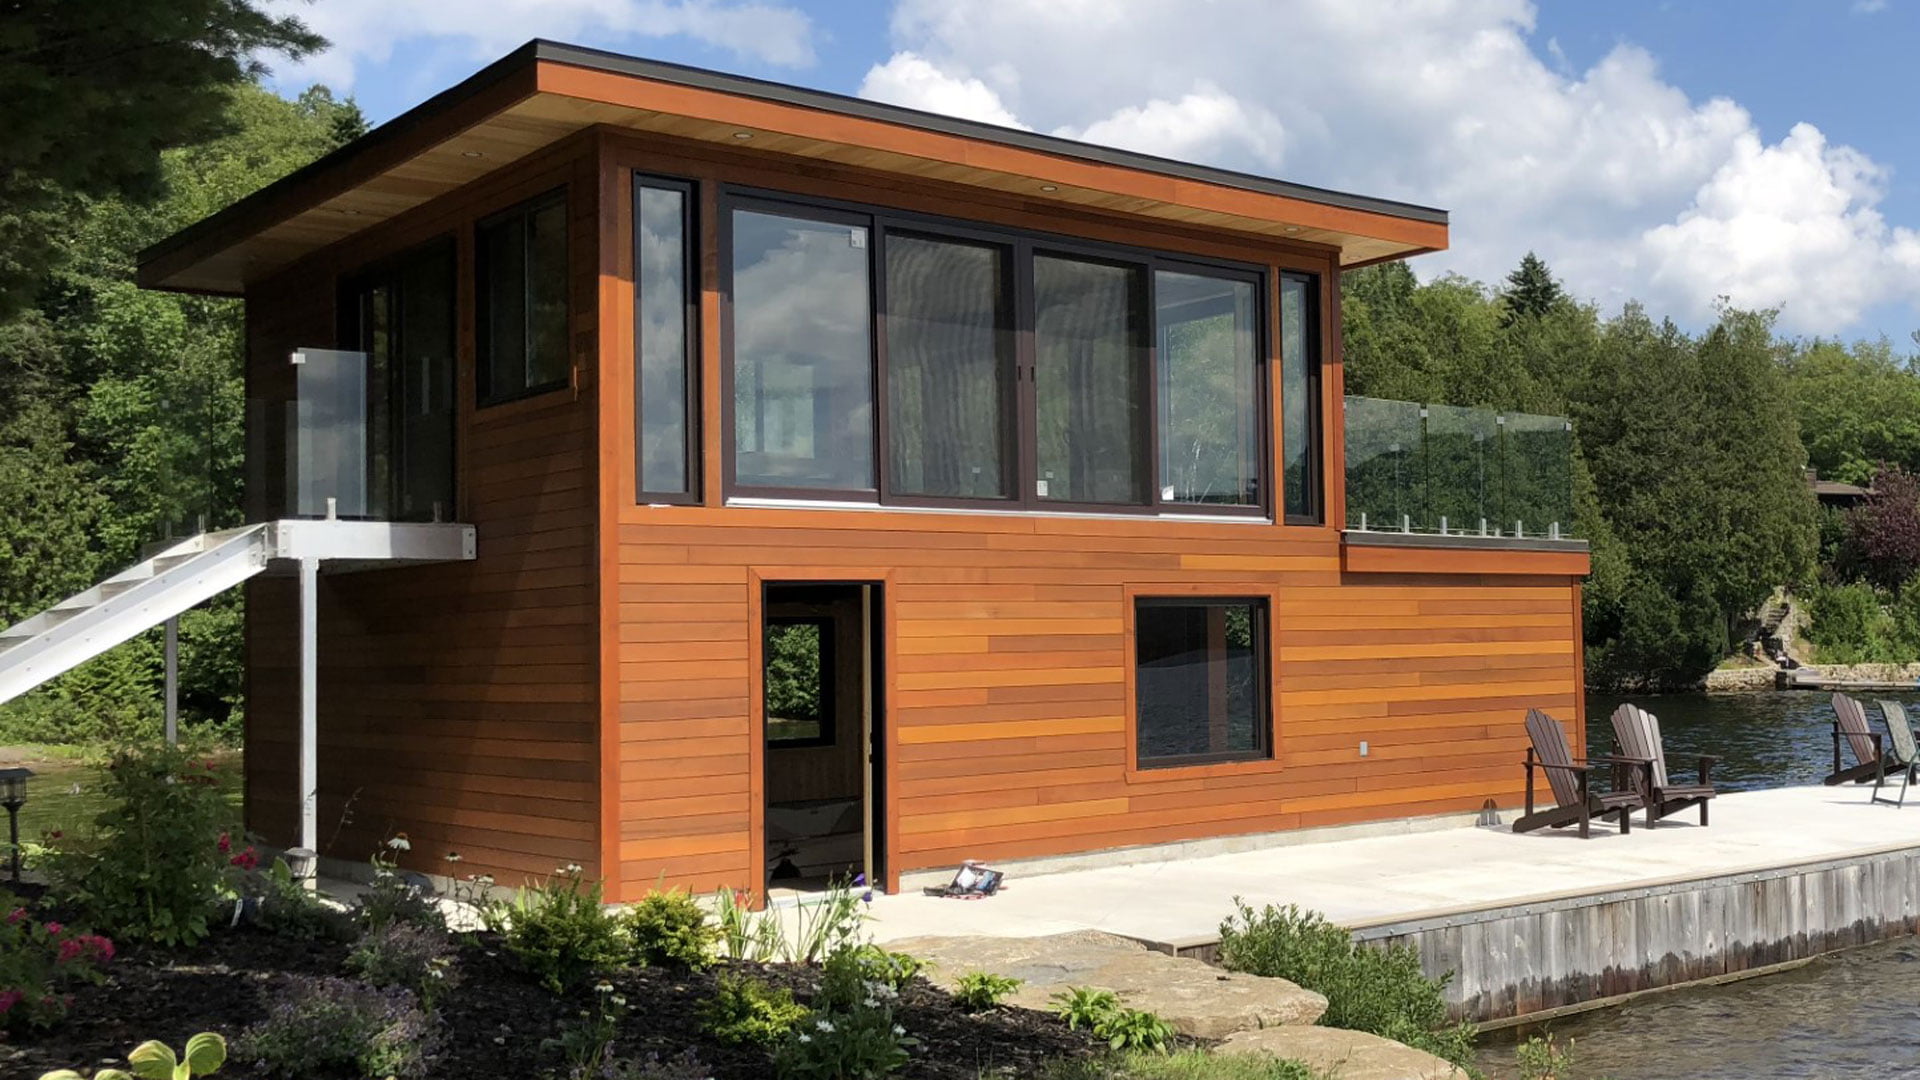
[720,194,880,502]
[475,186,571,408]
[764,615,837,749]
[1281,271,1324,525]
[337,235,460,523]
[634,173,702,504]
[717,183,1275,518]
[1132,595,1273,770]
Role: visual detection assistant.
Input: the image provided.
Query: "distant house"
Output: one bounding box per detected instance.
[1806,468,1872,510]
[0,41,1590,900]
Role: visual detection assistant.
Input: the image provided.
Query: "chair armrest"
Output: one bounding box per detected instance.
[1522,760,1594,773]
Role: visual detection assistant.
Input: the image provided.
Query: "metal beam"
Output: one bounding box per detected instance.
[298,556,319,888]
[163,617,179,744]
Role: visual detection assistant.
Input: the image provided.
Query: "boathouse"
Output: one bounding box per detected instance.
[30,41,1591,899]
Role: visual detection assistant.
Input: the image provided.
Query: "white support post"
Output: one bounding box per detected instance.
[298,557,319,890]
[163,617,179,745]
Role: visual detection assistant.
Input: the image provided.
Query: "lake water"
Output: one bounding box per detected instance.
[1477,691,1920,1080]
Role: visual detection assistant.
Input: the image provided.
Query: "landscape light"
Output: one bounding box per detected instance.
[0,767,32,885]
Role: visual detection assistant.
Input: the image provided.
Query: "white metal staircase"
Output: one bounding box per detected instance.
[0,526,272,705]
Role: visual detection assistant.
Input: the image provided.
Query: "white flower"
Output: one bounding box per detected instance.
[798,1034,812,1044]
[816,1019,835,1033]
[444,852,462,863]
[428,968,446,980]
[892,1025,905,1037]
[386,835,411,852]
[594,982,615,995]
[863,997,878,1008]
[611,995,627,1008]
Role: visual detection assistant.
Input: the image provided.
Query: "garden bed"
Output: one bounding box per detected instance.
[3,916,1108,1080]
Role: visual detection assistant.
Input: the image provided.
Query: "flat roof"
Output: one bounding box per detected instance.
[139,39,1450,294]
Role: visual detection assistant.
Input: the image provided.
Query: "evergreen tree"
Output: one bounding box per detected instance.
[1500,252,1565,325]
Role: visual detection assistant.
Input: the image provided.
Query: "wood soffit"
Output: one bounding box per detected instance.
[138,40,1451,295]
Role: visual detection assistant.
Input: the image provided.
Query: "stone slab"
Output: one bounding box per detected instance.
[1218,1025,1467,1080]
[888,929,1327,1039]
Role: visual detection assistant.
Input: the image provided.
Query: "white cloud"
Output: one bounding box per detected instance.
[261,0,816,92]
[858,0,1919,335]
[1855,0,1889,14]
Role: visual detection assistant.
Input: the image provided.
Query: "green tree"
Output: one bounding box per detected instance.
[0,0,323,314]
[1501,251,1566,325]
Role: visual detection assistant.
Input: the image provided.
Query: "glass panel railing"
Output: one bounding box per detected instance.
[1344,395,1425,533]
[290,347,369,518]
[1344,396,1576,539]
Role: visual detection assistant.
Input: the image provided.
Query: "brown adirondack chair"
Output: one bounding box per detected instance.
[1827,693,1898,787]
[1870,700,1920,807]
[1610,703,1717,827]
[1514,709,1649,838]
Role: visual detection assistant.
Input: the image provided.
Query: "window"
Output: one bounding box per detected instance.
[1281,274,1322,523]
[719,188,1290,518]
[1134,597,1269,767]
[884,233,1014,500]
[765,618,834,747]
[1156,269,1262,507]
[636,177,697,501]
[477,189,569,405]
[342,240,456,521]
[730,206,874,493]
[1033,254,1149,505]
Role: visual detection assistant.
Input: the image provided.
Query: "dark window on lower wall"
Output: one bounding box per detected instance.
[1134,597,1270,767]
[1281,273,1323,523]
[884,232,1015,501]
[729,205,875,494]
[636,176,698,501]
[765,617,834,748]
[477,189,569,406]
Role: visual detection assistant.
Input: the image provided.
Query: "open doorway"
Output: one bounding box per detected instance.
[761,582,883,897]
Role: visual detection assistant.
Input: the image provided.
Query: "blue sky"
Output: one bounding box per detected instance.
[262,0,1920,344]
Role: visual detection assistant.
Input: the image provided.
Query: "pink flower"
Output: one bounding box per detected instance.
[42,922,62,936]
[57,938,83,964]
[4,908,25,925]
[217,832,231,854]
[230,848,258,871]
[0,989,21,1015]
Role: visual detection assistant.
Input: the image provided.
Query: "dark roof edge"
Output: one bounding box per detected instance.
[531,40,1449,227]
[137,41,546,277]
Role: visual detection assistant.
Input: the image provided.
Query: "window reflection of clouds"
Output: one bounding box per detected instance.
[638,185,688,494]
[1156,270,1259,507]
[731,209,874,490]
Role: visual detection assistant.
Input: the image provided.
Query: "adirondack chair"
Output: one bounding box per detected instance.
[1827,693,1898,787]
[1514,709,1649,838]
[1610,703,1718,827]
[1870,700,1920,807]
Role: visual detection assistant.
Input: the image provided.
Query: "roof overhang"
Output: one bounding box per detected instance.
[139,40,1450,296]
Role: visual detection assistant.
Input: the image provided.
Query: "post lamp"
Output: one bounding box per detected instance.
[0,767,32,885]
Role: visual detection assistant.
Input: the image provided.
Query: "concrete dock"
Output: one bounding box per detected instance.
[867,785,1920,1022]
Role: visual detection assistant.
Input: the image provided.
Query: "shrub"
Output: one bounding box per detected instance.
[1803,580,1904,664]
[355,835,445,934]
[249,858,354,942]
[624,888,718,970]
[546,982,627,1080]
[1218,901,1476,1070]
[952,971,1021,1012]
[1515,1034,1578,1080]
[849,944,921,989]
[484,866,628,993]
[238,976,440,1079]
[1095,1008,1175,1054]
[36,1032,228,1080]
[700,973,807,1048]
[41,742,232,946]
[348,922,460,1010]
[1,905,114,1035]
[605,1049,713,1080]
[1050,986,1120,1030]
[774,945,916,1080]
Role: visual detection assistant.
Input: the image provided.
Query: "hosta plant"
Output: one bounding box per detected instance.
[38,1031,227,1080]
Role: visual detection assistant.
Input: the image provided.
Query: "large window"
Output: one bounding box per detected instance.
[884,233,1015,501]
[1134,597,1270,768]
[1281,274,1322,523]
[1156,269,1262,507]
[343,240,456,521]
[730,206,875,494]
[477,189,569,406]
[1034,255,1149,506]
[719,190,1312,518]
[636,176,697,501]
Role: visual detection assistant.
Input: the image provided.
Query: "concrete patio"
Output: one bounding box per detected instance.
[865,783,1920,949]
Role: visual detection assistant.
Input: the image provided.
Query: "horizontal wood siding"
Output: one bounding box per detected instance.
[244,134,603,888]
[596,132,1585,899]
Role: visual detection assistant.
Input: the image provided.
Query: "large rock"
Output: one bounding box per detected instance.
[888,930,1327,1039]
[1218,1026,1467,1080]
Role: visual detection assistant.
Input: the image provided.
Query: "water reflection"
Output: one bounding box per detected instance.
[1587,690,1920,791]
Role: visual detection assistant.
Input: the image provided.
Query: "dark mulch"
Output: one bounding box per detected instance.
[4,916,1108,1080]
